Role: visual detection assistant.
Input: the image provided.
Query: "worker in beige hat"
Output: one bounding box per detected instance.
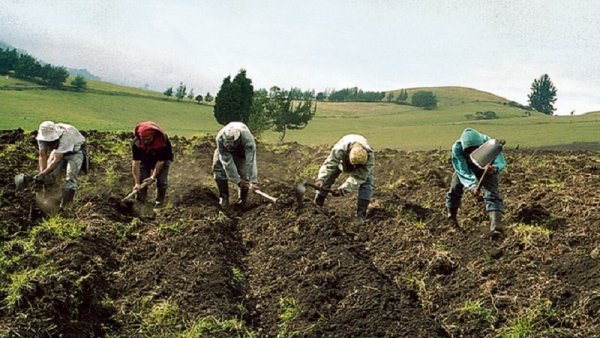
[314,134,374,222]
[35,121,87,209]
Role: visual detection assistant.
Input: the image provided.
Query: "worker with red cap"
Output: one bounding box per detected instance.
[131,121,173,208]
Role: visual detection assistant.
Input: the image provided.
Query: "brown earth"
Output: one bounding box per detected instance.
[0,129,599,337]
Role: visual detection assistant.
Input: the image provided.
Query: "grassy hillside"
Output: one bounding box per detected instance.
[0,77,598,150]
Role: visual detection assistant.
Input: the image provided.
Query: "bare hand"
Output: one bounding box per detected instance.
[249,183,259,192]
[143,177,156,185]
[314,180,324,189]
[133,183,142,191]
[471,187,481,196]
[331,188,344,197]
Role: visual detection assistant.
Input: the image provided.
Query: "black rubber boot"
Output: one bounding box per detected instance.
[155,188,167,208]
[489,211,503,233]
[447,207,459,227]
[314,194,326,207]
[236,187,249,207]
[356,198,369,222]
[216,180,229,208]
[60,189,76,209]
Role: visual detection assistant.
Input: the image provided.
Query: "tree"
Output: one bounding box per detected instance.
[246,89,272,137]
[205,92,213,102]
[267,86,315,143]
[43,65,68,87]
[386,92,394,102]
[70,75,87,91]
[213,69,254,125]
[187,88,194,101]
[0,48,18,74]
[411,90,438,110]
[175,82,187,101]
[195,94,203,104]
[396,89,408,103]
[163,87,173,98]
[528,74,557,115]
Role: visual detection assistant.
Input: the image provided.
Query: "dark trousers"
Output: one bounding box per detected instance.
[137,161,170,202]
[445,169,504,212]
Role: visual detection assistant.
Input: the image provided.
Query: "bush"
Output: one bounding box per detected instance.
[411,91,437,110]
[474,111,498,120]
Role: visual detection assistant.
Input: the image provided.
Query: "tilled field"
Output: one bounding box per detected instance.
[0,129,598,337]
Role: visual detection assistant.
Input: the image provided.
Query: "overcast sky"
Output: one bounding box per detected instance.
[1,0,599,115]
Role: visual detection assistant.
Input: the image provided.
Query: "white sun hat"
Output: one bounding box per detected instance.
[36,121,61,142]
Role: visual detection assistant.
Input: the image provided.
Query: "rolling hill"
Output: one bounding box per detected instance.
[0,75,598,151]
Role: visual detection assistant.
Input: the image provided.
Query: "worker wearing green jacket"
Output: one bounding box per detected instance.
[445,128,506,232]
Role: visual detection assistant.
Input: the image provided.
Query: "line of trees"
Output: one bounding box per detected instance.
[164,83,213,103]
[0,48,70,88]
[326,87,385,102]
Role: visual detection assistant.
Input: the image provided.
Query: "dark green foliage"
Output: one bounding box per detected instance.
[528,74,557,115]
[247,90,272,136]
[396,89,409,103]
[43,66,69,88]
[0,49,67,87]
[70,75,87,91]
[0,48,18,74]
[195,94,203,104]
[213,69,254,125]
[267,86,315,142]
[205,92,213,102]
[163,87,173,98]
[411,91,438,110]
[316,92,326,101]
[328,87,385,102]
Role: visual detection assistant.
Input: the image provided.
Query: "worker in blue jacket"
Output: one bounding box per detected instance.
[445,128,506,232]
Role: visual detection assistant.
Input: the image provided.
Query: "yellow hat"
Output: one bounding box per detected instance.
[349,143,368,165]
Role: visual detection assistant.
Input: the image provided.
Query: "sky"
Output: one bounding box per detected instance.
[1,0,599,115]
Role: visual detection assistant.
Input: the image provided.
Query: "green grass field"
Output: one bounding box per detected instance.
[1,76,598,150]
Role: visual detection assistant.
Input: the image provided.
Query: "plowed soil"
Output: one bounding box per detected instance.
[0,129,598,337]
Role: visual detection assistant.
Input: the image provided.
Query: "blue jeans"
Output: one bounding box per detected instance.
[316,167,374,201]
[445,170,504,212]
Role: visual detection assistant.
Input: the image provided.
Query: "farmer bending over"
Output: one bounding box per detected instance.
[213,122,259,208]
[35,121,87,209]
[445,128,506,233]
[314,134,374,222]
[132,121,173,208]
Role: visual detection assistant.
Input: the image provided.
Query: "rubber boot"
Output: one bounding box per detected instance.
[447,207,459,227]
[314,194,326,207]
[155,188,167,208]
[489,211,503,233]
[356,198,369,222]
[216,180,229,208]
[60,189,76,209]
[236,187,249,207]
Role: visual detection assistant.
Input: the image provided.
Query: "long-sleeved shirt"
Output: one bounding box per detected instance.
[451,133,506,190]
[317,134,374,195]
[215,122,257,184]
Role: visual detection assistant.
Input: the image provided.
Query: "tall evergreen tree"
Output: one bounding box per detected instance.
[528,74,557,115]
[213,69,254,125]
